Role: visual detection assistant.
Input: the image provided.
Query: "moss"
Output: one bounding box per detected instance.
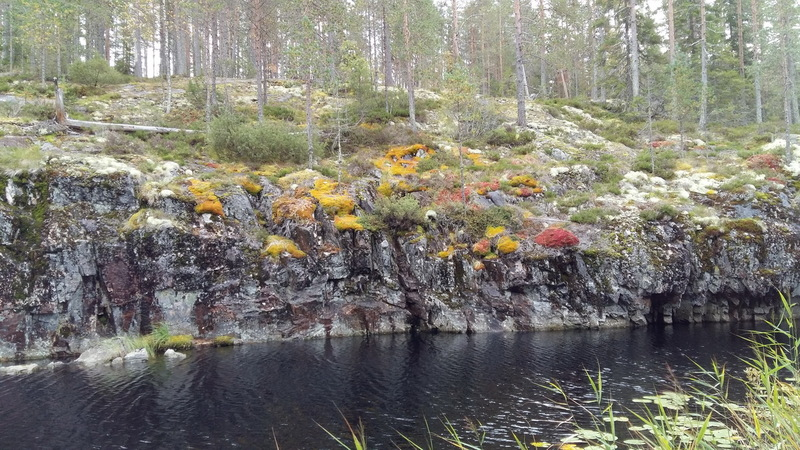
[485,226,506,238]
[508,175,540,188]
[272,196,316,223]
[374,144,433,176]
[164,334,194,350]
[334,214,364,231]
[263,235,307,259]
[213,335,235,347]
[188,179,224,217]
[497,235,520,254]
[437,245,455,258]
[238,177,263,195]
[727,218,763,235]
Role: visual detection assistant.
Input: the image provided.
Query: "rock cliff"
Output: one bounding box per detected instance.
[1,152,797,361]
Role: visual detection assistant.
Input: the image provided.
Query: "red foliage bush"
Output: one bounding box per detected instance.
[435,187,471,204]
[534,227,579,248]
[746,153,782,171]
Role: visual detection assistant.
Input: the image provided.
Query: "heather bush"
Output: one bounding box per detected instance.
[534,227,579,248]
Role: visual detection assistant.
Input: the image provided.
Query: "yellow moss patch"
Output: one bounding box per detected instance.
[377,182,393,197]
[277,169,323,189]
[318,195,355,215]
[374,144,434,176]
[509,175,540,188]
[464,151,487,167]
[334,215,364,231]
[485,226,506,238]
[263,235,307,258]
[188,179,224,216]
[309,179,356,215]
[497,235,520,254]
[376,179,426,197]
[437,245,455,258]
[238,177,263,195]
[272,196,317,223]
[196,199,224,216]
[309,178,337,196]
[676,161,693,171]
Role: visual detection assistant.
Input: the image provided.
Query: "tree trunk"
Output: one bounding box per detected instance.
[699,0,708,132]
[538,0,546,97]
[513,0,526,126]
[305,69,314,169]
[628,0,639,98]
[667,0,675,64]
[589,0,598,101]
[790,55,800,124]
[736,0,744,76]
[750,0,762,124]
[54,85,66,124]
[382,3,393,87]
[402,0,417,132]
[451,0,459,61]
[780,1,792,159]
[134,27,143,77]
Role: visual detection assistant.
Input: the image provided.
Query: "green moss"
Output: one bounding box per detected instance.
[727,218,763,235]
[164,334,194,350]
[213,335,235,347]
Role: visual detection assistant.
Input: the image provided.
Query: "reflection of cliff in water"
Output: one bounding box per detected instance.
[0,324,752,448]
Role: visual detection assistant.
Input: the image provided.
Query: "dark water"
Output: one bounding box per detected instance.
[0,324,754,449]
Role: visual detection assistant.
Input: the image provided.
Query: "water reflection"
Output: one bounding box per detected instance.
[0,323,752,448]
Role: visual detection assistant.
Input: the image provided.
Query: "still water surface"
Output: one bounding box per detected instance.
[0,324,754,448]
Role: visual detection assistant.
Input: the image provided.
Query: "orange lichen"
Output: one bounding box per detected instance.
[472,238,491,256]
[496,235,520,254]
[187,179,225,217]
[473,261,485,271]
[263,235,306,258]
[485,226,506,238]
[334,215,364,231]
[272,196,316,223]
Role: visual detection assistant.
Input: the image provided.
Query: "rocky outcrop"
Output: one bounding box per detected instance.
[0,154,798,361]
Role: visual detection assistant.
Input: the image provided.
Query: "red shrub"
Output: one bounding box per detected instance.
[534,227,579,248]
[746,153,782,171]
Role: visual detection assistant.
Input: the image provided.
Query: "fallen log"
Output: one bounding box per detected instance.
[54,81,196,134]
[63,118,196,134]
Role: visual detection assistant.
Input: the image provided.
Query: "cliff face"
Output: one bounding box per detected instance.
[1,155,798,361]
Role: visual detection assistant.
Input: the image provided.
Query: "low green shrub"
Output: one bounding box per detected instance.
[68,56,126,87]
[633,149,678,179]
[485,127,535,147]
[639,203,679,222]
[416,150,461,172]
[569,207,619,224]
[362,195,426,232]
[20,101,54,121]
[463,205,522,237]
[263,104,298,122]
[209,113,312,165]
